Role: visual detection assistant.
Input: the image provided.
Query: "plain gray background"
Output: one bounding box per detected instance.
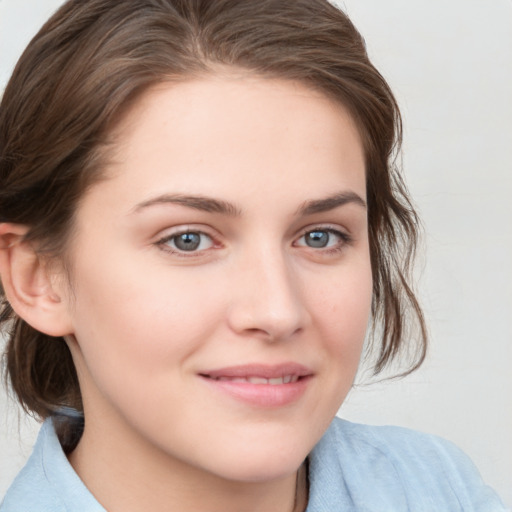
[1,0,511,506]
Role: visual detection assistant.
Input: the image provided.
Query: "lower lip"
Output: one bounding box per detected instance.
[199,376,311,407]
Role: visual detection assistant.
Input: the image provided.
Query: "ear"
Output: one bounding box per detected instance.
[0,223,74,337]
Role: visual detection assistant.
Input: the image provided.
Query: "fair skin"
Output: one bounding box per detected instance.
[0,75,371,512]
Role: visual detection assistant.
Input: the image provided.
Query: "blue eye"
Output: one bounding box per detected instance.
[304,230,330,248]
[161,231,214,252]
[296,228,348,250]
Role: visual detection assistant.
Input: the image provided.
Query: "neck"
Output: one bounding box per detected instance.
[68,417,308,512]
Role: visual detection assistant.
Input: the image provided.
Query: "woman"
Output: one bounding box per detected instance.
[0,0,507,510]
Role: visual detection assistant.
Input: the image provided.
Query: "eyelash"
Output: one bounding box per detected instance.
[156,228,217,258]
[155,226,352,258]
[295,227,353,255]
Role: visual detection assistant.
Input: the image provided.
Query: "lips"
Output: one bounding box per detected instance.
[211,375,300,385]
[198,363,313,407]
[200,363,312,382]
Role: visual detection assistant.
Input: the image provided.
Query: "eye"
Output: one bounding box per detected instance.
[158,230,214,253]
[303,230,331,248]
[295,228,350,250]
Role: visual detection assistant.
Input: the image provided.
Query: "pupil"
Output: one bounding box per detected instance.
[175,233,201,251]
[307,231,329,248]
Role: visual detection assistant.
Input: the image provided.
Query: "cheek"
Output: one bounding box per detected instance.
[308,261,373,407]
[68,254,226,391]
[313,261,373,347]
[300,260,372,433]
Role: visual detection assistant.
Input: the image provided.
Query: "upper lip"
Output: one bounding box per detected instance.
[199,363,313,380]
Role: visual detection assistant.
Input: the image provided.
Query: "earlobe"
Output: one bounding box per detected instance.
[0,223,74,337]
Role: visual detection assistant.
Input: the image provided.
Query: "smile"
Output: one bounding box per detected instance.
[210,375,301,384]
[199,363,313,407]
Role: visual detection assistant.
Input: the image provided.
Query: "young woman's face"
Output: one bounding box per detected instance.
[63,76,372,483]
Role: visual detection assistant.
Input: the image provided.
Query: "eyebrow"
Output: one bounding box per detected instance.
[133,194,242,216]
[296,191,367,216]
[133,190,366,217]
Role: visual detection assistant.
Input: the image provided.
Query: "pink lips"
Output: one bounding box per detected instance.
[199,363,313,407]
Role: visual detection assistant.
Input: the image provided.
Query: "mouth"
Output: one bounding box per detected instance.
[205,375,303,385]
[198,363,313,407]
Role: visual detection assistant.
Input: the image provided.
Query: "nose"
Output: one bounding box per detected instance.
[226,246,310,342]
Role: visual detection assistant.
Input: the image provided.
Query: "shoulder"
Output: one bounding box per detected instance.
[1,419,104,512]
[324,417,481,476]
[1,421,65,512]
[307,417,508,512]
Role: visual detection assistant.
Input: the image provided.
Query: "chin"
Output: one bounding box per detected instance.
[215,456,304,484]
[197,432,312,484]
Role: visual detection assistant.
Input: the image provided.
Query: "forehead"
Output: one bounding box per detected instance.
[87,75,366,214]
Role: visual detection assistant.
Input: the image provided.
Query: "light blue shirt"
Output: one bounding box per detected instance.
[1,417,508,511]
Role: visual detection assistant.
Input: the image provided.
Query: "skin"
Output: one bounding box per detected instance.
[1,75,372,512]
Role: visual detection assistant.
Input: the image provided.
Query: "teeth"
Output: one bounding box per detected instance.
[214,375,299,385]
[248,377,268,384]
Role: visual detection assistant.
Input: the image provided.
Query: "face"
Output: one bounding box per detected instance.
[62,75,372,483]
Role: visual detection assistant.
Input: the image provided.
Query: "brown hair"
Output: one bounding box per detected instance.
[0,0,426,426]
